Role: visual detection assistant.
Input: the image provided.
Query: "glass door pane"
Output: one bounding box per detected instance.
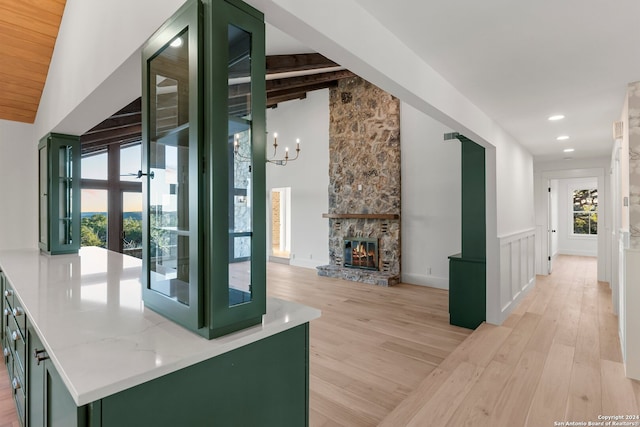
[58,145,73,245]
[39,145,48,246]
[122,192,143,259]
[228,24,252,307]
[81,189,108,248]
[148,30,191,306]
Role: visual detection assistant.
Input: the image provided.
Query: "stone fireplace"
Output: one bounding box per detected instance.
[317,76,401,286]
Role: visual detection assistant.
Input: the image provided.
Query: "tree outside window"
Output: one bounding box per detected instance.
[572,188,597,235]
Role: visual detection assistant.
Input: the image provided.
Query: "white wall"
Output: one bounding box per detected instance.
[265,95,463,288]
[400,103,460,289]
[265,90,330,269]
[35,0,187,139]
[556,177,598,257]
[0,120,37,250]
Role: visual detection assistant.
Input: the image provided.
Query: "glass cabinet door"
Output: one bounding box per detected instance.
[207,0,266,337]
[142,0,202,330]
[38,133,81,255]
[142,0,265,338]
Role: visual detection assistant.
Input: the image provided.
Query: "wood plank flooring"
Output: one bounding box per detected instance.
[266,262,472,426]
[380,255,640,427]
[1,255,637,427]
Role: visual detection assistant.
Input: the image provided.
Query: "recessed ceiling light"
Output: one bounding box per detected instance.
[548,115,565,121]
[557,135,570,141]
[170,37,183,48]
[563,148,575,153]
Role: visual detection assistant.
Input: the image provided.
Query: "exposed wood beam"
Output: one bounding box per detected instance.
[267,70,353,93]
[79,57,353,150]
[80,124,141,145]
[266,53,338,74]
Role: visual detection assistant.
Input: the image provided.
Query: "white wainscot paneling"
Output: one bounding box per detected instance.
[499,228,536,323]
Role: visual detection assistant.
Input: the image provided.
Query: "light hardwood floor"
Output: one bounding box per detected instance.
[379,255,640,426]
[1,255,637,427]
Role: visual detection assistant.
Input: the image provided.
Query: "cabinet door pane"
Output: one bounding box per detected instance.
[39,145,48,246]
[228,25,252,307]
[148,31,191,306]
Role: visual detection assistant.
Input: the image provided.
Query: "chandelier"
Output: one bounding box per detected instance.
[233,132,301,166]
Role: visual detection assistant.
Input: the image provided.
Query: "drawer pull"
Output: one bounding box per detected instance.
[11,377,20,390]
[34,348,49,365]
[11,330,21,342]
[12,307,24,317]
[3,308,9,316]
[2,347,8,357]
[3,289,12,297]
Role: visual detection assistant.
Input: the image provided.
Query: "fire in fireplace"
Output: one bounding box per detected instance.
[344,238,379,270]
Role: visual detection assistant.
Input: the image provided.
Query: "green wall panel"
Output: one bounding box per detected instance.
[449,136,486,329]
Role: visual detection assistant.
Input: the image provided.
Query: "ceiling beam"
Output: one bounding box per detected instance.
[266,53,338,74]
[80,57,353,151]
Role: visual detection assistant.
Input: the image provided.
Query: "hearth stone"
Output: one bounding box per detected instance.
[316,265,399,287]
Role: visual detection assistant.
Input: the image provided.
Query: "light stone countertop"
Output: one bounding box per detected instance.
[0,247,320,406]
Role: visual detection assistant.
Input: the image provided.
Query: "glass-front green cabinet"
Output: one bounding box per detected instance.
[141,0,266,338]
[38,133,81,255]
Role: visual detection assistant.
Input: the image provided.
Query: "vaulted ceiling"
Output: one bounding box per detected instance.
[0,0,66,123]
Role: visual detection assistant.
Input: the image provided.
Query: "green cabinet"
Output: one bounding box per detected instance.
[28,323,86,427]
[38,133,81,255]
[141,0,266,338]
[3,277,27,426]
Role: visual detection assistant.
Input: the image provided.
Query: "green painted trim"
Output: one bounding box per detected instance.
[88,401,102,427]
[224,0,264,19]
[460,138,486,261]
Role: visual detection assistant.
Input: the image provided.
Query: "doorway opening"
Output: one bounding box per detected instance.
[270,187,291,261]
[546,176,600,275]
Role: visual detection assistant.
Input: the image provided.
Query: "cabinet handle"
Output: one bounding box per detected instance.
[11,331,21,342]
[12,307,24,317]
[34,348,49,365]
[3,289,12,297]
[2,347,8,357]
[11,378,20,390]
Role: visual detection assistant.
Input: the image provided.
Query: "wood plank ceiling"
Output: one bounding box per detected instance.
[0,0,66,123]
[82,53,354,153]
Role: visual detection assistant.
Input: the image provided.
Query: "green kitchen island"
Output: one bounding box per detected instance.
[1,247,320,427]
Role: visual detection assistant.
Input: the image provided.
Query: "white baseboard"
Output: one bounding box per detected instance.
[268,256,290,265]
[290,258,328,270]
[558,249,597,257]
[499,277,535,323]
[401,272,448,290]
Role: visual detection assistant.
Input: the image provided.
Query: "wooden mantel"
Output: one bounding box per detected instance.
[322,213,400,220]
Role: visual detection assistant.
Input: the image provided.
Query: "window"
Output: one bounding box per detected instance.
[81,143,142,257]
[572,188,597,235]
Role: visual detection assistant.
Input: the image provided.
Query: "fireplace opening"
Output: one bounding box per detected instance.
[344,238,379,270]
